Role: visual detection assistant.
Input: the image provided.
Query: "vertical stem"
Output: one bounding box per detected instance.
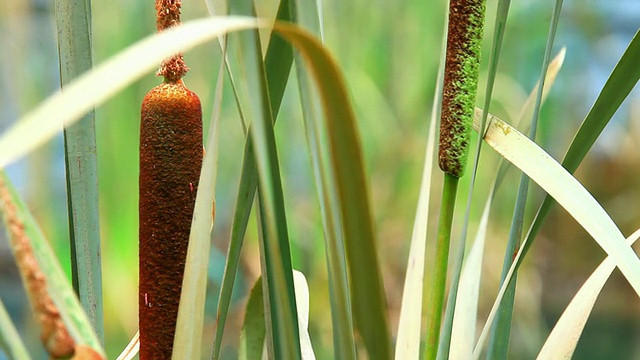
[429,0,485,353]
[425,173,459,360]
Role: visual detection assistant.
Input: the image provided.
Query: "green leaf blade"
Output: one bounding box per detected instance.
[54,0,103,342]
[275,24,392,360]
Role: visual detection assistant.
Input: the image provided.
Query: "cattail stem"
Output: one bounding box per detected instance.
[438,0,487,177]
[425,1,486,359]
[139,1,202,358]
[424,173,459,360]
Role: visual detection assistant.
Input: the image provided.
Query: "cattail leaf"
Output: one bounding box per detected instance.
[115,331,139,360]
[239,277,266,360]
[449,198,491,360]
[211,1,298,358]
[0,17,260,169]
[486,2,563,357]
[448,48,565,360]
[54,0,103,341]
[518,28,640,281]
[290,0,357,358]
[395,115,438,360]
[0,171,105,357]
[395,37,444,359]
[275,23,392,359]
[228,1,301,358]
[471,111,640,358]
[537,228,640,360]
[0,297,31,360]
[292,270,316,359]
[239,271,315,360]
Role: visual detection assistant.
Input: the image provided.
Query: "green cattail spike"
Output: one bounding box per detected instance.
[438,0,487,177]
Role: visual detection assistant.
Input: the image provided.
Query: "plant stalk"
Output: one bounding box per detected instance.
[425,173,459,360]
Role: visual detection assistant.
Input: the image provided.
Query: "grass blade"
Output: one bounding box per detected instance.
[0,171,105,357]
[229,2,301,358]
[275,23,392,359]
[395,88,440,360]
[518,27,640,277]
[54,0,103,342]
[211,1,295,357]
[239,271,316,360]
[292,271,316,359]
[239,277,266,360]
[471,111,640,357]
[537,228,640,360]
[290,0,356,358]
[0,17,262,168]
[0,297,31,360]
[485,2,563,358]
[449,198,491,360]
[115,331,139,360]
[395,15,446,358]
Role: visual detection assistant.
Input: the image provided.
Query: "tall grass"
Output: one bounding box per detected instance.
[0,1,639,359]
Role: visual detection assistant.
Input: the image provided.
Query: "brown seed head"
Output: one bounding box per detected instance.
[139,80,203,359]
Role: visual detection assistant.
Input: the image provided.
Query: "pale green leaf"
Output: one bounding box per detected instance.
[0,297,31,360]
[471,111,640,358]
[536,228,640,360]
[449,198,491,360]
[394,65,441,360]
[0,17,261,168]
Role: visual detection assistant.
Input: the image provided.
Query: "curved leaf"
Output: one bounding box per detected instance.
[536,228,640,360]
[471,111,640,357]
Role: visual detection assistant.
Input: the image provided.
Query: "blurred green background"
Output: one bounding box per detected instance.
[0,0,639,358]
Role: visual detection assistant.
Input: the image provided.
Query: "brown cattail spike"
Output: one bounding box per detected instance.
[140,1,202,358]
[139,80,202,359]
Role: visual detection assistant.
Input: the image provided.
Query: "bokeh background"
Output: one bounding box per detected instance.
[1,0,639,358]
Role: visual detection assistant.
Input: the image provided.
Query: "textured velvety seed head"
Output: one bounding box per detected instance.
[438,0,486,177]
[139,81,202,360]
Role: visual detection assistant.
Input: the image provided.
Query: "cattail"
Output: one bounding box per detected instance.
[139,0,202,358]
[0,176,76,358]
[438,0,487,177]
